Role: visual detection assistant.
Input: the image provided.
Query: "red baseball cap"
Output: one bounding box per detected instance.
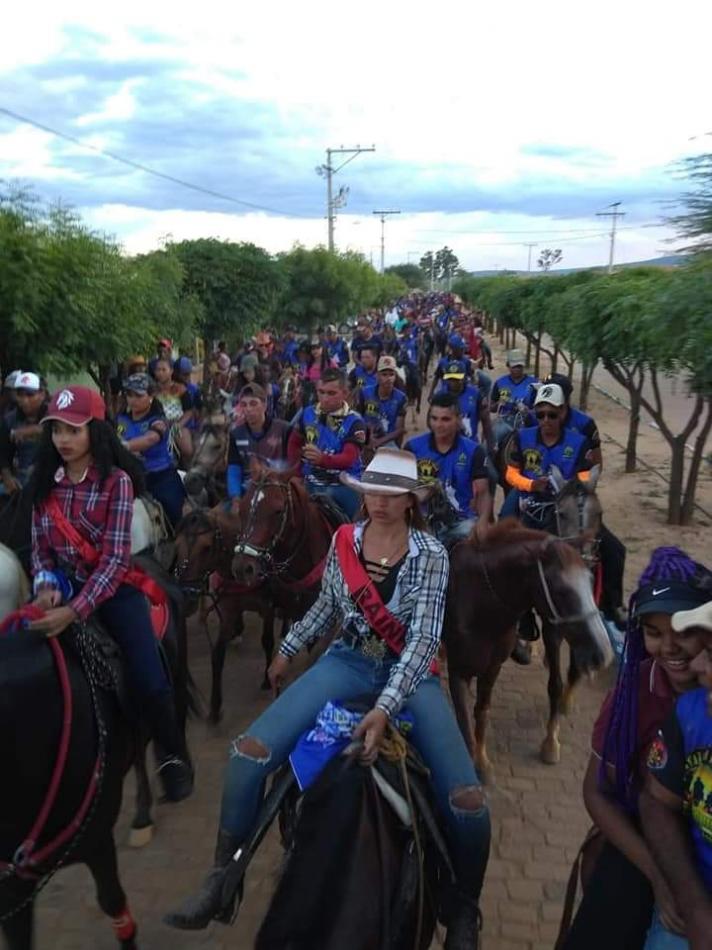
[43,386,106,427]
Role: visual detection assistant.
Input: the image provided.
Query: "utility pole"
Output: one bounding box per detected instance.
[372,209,400,273]
[524,242,536,273]
[596,201,625,274]
[316,145,375,252]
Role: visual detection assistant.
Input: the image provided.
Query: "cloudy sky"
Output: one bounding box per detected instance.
[1,1,710,271]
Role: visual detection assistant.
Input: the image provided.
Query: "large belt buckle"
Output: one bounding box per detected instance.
[361,634,387,661]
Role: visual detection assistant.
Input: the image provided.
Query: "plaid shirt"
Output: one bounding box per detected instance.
[31,465,134,621]
[279,522,449,718]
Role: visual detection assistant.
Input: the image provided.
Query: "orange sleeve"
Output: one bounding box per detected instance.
[577,469,591,483]
[505,464,534,492]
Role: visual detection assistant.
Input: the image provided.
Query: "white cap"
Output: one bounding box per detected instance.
[506,349,525,367]
[14,372,41,392]
[672,602,712,633]
[4,370,22,389]
[534,383,566,408]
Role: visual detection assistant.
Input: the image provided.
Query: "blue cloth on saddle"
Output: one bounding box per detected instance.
[289,700,414,792]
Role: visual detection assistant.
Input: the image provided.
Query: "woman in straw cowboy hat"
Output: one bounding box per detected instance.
[166,448,490,948]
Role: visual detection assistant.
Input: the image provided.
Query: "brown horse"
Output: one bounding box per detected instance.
[173,505,279,723]
[232,461,338,597]
[445,520,613,783]
[182,416,229,509]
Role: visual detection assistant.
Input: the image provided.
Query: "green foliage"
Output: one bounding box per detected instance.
[669,153,712,254]
[385,263,423,288]
[420,247,460,284]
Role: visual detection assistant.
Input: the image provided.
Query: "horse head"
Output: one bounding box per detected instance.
[232,459,303,588]
[183,422,228,505]
[533,537,613,674]
[549,464,602,560]
[173,506,238,603]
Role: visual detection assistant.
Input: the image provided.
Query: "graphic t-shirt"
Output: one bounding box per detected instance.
[647,688,712,889]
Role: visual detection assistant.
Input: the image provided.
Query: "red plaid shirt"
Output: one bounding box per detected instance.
[31,465,134,621]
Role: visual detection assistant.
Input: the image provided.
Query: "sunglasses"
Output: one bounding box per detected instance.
[536,410,559,421]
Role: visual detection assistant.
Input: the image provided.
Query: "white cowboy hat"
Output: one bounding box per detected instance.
[341,448,430,499]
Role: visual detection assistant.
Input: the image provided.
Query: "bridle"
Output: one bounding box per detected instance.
[478,541,599,627]
[233,477,303,577]
[173,512,229,597]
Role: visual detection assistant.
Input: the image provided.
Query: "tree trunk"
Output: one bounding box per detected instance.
[525,336,532,368]
[681,398,712,524]
[626,388,642,473]
[202,334,212,384]
[667,438,686,525]
[534,333,542,378]
[552,347,559,374]
[579,361,595,411]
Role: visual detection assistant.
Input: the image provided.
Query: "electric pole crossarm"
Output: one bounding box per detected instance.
[596,201,625,274]
[318,145,376,252]
[372,209,400,273]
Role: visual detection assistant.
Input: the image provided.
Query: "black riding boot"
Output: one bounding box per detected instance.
[163,829,242,930]
[143,692,194,802]
[444,890,482,950]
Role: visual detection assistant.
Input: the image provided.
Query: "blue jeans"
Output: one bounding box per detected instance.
[95,584,169,697]
[220,641,490,892]
[499,488,521,518]
[305,481,360,519]
[146,466,186,528]
[644,908,688,949]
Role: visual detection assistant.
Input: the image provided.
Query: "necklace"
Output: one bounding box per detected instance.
[364,529,408,569]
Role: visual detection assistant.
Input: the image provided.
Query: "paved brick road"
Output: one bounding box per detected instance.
[32,611,612,950]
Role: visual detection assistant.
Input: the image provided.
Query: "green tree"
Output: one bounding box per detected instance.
[537,248,563,271]
[385,263,423,287]
[669,152,712,254]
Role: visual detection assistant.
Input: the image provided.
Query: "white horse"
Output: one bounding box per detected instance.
[0,543,30,621]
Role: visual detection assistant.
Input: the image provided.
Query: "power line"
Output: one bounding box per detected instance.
[0,105,305,218]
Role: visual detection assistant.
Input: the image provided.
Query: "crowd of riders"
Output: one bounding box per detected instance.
[3,288,712,950]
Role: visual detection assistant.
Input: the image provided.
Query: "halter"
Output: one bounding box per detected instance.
[234,477,305,577]
[173,512,228,597]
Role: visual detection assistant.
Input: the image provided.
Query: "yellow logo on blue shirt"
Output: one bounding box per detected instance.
[523,448,543,474]
[563,445,574,459]
[305,425,318,444]
[417,458,438,481]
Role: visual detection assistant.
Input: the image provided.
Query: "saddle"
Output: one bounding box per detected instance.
[310,492,351,530]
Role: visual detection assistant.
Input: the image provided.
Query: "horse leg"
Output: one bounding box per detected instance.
[260,608,275,691]
[209,608,233,725]
[85,835,139,949]
[540,622,563,765]
[129,729,154,848]
[1,898,34,950]
[561,647,582,716]
[473,663,501,784]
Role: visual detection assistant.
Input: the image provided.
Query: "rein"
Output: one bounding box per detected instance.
[0,619,107,910]
[234,477,327,590]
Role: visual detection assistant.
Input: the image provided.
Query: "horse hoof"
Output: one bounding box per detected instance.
[540,740,561,765]
[128,824,154,848]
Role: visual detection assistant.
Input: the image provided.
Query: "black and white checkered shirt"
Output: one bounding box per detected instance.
[279,522,449,717]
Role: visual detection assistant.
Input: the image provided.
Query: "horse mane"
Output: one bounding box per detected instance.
[470,517,547,547]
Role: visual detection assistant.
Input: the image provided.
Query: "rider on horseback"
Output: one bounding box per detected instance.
[405,393,492,546]
[166,449,490,948]
[226,383,289,502]
[440,367,495,450]
[0,372,48,494]
[490,349,538,434]
[356,355,407,450]
[323,324,350,367]
[287,368,367,520]
[428,334,473,403]
[348,343,379,392]
[27,385,193,802]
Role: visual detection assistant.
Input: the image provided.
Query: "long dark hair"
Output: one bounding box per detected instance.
[600,546,711,810]
[30,419,145,503]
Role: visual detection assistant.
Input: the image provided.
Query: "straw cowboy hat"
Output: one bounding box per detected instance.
[340,448,431,501]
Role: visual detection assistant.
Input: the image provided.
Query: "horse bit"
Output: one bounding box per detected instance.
[233,478,302,577]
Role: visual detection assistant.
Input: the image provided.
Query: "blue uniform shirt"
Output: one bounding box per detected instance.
[512,425,589,488]
[117,412,173,473]
[349,365,378,391]
[491,373,539,417]
[295,404,366,485]
[358,385,407,438]
[325,338,349,367]
[405,432,489,519]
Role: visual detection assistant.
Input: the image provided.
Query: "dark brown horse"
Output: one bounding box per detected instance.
[445,520,613,783]
[173,505,280,723]
[232,462,337,598]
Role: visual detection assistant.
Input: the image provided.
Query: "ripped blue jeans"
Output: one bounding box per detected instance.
[220,641,490,893]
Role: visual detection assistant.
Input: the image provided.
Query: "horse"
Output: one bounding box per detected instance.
[173,505,283,722]
[445,519,613,784]
[417,330,435,385]
[0,620,138,948]
[399,360,422,426]
[182,417,229,509]
[0,543,29,620]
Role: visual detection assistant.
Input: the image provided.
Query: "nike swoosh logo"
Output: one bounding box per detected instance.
[652,587,671,596]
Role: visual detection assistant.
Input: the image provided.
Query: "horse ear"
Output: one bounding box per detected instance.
[548,465,565,495]
[584,464,601,493]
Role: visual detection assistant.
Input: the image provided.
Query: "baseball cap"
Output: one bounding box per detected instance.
[443,361,466,380]
[43,386,106,426]
[377,355,397,372]
[238,383,267,401]
[158,338,172,349]
[635,583,712,619]
[534,383,566,408]
[175,356,193,374]
[506,349,525,367]
[123,373,154,395]
[543,373,573,402]
[326,324,337,333]
[671,601,712,633]
[448,334,465,349]
[4,370,22,389]
[14,372,41,393]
